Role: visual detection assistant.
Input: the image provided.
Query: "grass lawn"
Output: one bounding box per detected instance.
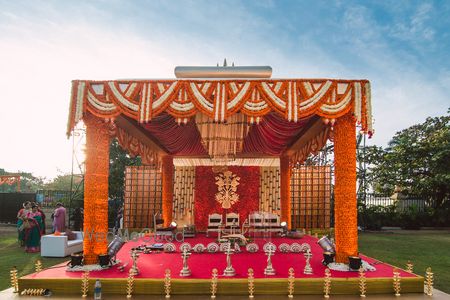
[0,229,68,291]
[359,230,450,294]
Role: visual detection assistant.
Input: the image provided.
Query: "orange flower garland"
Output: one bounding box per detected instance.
[333,112,358,263]
[280,156,292,229]
[83,113,110,264]
[162,156,174,227]
[67,79,373,137]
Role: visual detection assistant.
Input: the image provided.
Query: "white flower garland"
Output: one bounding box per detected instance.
[327,260,376,272]
[107,82,139,111]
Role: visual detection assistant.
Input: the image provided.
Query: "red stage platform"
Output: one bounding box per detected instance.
[19,234,424,296]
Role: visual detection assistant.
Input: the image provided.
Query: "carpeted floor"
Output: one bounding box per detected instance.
[23,234,418,280]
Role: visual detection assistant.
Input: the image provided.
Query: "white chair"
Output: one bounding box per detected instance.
[206,213,223,237]
[264,212,282,235]
[41,231,83,257]
[248,212,265,237]
[224,212,240,234]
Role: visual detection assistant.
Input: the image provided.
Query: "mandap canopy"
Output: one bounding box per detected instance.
[67,76,373,264]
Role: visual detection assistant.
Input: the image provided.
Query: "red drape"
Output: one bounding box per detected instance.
[243,113,309,155]
[142,114,207,155]
[141,113,310,157]
[194,166,260,231]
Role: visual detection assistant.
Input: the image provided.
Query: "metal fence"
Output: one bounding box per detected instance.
[358,193,439,211]
[36,190,72,208]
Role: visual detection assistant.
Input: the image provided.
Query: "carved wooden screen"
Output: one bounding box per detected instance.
[291,165,332,229]
[173,166,195,226]
[123,165,162,229]
[259,167,281,214]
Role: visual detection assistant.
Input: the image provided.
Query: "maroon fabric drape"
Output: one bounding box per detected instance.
[243,113,309,155]
[141,113,309,157]
[142,114,207,155]
[194,166,260,231]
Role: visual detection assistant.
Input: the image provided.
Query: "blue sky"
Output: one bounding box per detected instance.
[0,0,449,179]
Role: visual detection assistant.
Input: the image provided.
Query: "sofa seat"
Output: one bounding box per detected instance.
[41,231,83,257]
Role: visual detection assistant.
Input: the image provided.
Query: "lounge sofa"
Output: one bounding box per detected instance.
[41,231,83,257]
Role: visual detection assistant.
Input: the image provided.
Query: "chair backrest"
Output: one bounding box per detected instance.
[154,212,164,229]
[263,212,279,227]
[226,212,239,226]
[248,212,264,226]
[208,213,222,226]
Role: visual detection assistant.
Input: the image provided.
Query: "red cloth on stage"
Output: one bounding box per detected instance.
[194,166,260,231]
[24,234,418,280]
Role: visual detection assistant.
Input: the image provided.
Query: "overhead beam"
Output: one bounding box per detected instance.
[284,116,328,156]
[115,114,168,156]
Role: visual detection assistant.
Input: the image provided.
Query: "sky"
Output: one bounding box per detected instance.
[0,0,449,180]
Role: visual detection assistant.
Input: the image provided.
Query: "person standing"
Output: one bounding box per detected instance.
[114,204,124,234]
[35,202,46,234]
[52,202,66,232]
[72,207,83,231]
[17,201,32,246]
[23,204,43,253]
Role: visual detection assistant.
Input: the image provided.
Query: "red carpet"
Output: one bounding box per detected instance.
[25,234,418,280]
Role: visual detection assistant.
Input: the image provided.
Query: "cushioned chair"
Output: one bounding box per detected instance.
[224,212,240,234]
[248,212,265,236]
[206,213,223,237]
[263,212,282,235]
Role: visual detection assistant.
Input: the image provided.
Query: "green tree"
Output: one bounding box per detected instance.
[0,168,44,192]
[108,139,141,200]
[45,174,83,191]
[365,110,450,205]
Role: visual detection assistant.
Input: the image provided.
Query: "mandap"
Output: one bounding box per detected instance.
[66,66,373,265]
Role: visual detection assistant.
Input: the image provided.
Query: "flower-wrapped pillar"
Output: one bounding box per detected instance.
[83,114,110,264]
[162,155,174,227]
[334,113,358,263]
[280,155,292,229]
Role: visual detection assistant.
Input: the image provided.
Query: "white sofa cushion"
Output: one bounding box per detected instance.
[41,231,83,257]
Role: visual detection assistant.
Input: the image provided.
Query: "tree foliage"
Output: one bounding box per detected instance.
[0,168,45,192]
[364,110,450,205]
[44,174,83,191]
[108,139,141,200]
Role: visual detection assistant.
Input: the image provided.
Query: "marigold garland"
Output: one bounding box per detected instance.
[333,112,358,263]
[83,113,110,264]
[68,79,373,138]
[162,156,174,227]
[280,156,292,229]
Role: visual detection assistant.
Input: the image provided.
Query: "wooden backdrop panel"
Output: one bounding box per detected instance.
[173,166,195,226]
[291,165,331,229]
[259,167,280,214]
[124,165,162,229]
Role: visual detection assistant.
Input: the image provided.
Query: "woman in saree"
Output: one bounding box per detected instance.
[23,205,44,253]
[17,201,32,246]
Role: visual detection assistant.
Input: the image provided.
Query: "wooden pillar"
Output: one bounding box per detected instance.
[334,113,358,263]
[162,155,174,227]
[83,114,110,264]
[280,155,292,229]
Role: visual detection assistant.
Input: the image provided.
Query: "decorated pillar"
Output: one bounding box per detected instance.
[83,114,111,264]
[334,113,358,263]
[280,155,292,229]
[162,155,174,227]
